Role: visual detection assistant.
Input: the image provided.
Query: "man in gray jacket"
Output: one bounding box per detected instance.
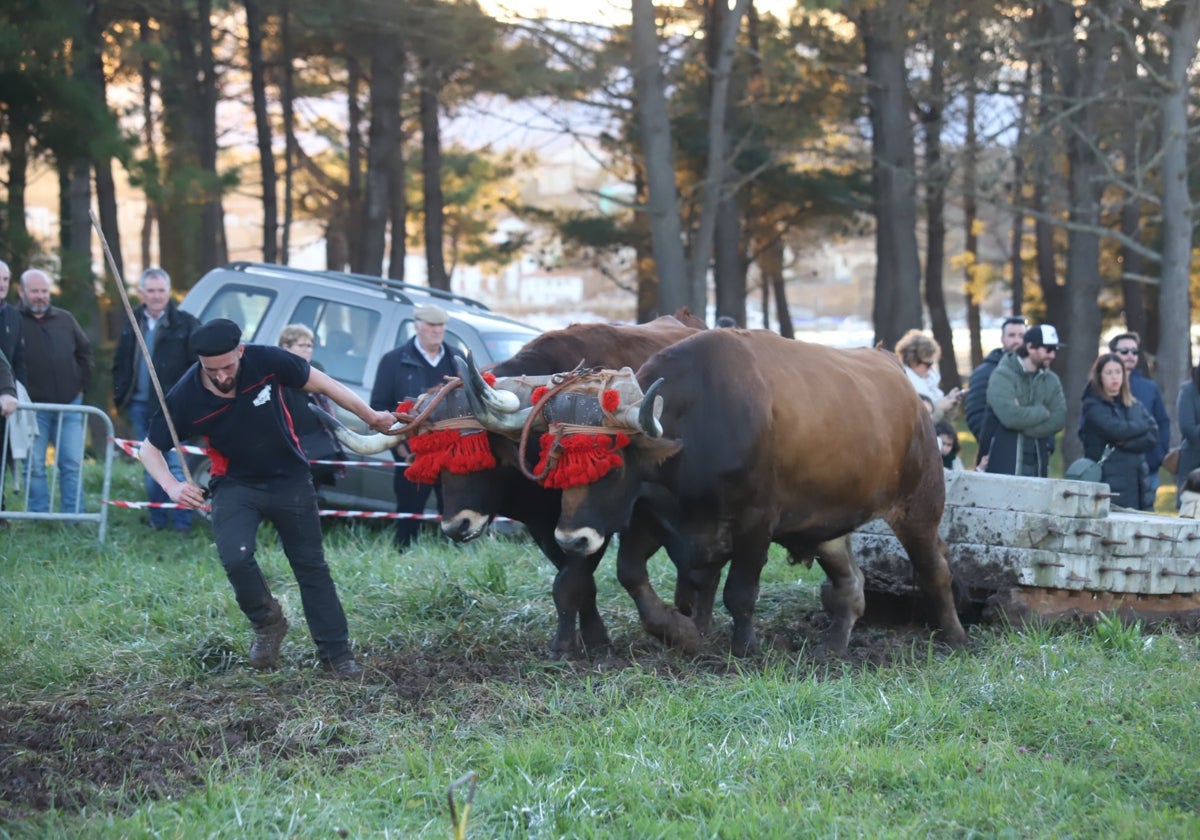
[979,325,1067,477]
[19,269,94,513]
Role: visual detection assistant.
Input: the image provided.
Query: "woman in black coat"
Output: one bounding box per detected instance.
[1079,352,1159,509]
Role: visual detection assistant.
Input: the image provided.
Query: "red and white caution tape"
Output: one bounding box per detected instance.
[110,437,404,468]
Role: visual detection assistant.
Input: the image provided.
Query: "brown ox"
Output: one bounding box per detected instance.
[321,311,705,658]
[538,329,968,656]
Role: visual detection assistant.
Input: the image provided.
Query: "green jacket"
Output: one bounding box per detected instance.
[981,351,1067,476]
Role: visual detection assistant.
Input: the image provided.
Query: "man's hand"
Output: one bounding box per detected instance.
[0,394,16,417]
[366,409,399,434]
[168,479,207,510]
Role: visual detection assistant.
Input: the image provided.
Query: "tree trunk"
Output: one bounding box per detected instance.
[689,0,751,317]
[763,234,793,338]
[137,9,157,273]
[1007,63,1032,325]
[280,0,295,264]
[633,163,659,323]
[420,71,448,290]
[3,113,32,268]
[964,73,983,370]
[245,0,277,263]
[1052,0,1119,465]
[630,0,688,315]
[921,7,959,390]
[860,0,923,348]
[363,34,402,277]
[1156,0,1200,445]
[346,57,364,271]
[389,114,408,282]
[196,0,225,269]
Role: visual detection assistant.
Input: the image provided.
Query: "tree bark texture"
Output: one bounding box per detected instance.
[420,72,448,290]
[363,33,402,278]
[245,0,278,263]
[630,0,688,317]
[860,0,923,349]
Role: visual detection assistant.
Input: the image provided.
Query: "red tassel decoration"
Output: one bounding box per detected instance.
[531,385,548,405]
[395,400,416,414]
[536,431,631,489]
[482,372,497,386]
[404,429,496,484]
[601,389,620,413]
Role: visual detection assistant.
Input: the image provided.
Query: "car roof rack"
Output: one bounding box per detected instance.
[224,261,492,311]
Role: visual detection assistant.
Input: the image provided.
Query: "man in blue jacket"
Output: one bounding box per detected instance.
[1109,332,1170,509]
[966,316,1027,456]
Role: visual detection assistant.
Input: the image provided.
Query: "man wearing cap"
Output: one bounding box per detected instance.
[370,303,462,549]
[965,316,1026,452]
[138,318,398,679]
[978,324,1067,477]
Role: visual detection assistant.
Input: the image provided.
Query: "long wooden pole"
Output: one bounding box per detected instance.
[88,209,193,484]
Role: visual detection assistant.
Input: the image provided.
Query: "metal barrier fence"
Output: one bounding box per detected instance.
[1,402,114,542]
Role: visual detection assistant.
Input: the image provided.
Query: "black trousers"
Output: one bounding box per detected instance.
[210,475,351,661]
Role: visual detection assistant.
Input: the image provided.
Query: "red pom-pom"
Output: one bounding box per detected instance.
[395,400,416,414]
[404,428,496,484]
[535,431,630,489]
[601,389,620,413]
[532,386,548,404]
[482,372,497,386]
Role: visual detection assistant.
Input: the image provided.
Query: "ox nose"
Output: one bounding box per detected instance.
[555,528,602,557]
[442,517,473,542]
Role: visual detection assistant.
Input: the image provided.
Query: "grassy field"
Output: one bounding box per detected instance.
[1,460,1198,838]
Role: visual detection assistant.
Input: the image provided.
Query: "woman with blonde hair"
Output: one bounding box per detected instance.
[1079,352,1158,509]
[895,329,960,421]
[279,324,345,486]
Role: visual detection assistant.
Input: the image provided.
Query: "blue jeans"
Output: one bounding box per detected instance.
[210,476,351,661]
[28,397,85,514]
[129,400,192,530]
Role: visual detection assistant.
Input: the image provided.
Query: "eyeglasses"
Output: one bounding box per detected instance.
[1115,348,1139,356]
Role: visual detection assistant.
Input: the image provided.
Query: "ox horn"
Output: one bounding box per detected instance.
[455,353,532,434]
[309,404,402,455]
[637,378,665,438]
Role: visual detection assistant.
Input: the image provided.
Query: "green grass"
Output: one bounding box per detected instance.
[1,461,1198,838]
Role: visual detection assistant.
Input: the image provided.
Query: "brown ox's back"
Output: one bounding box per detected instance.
[642,329,941,540]
[494,315,705,377]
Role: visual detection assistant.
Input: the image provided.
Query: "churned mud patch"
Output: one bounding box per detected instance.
[0,610,995,820]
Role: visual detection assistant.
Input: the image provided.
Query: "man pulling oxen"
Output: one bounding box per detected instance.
[463,328,969,657]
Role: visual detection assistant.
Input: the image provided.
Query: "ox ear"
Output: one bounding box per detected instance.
[309,403,402,455]
[634,434,683,464]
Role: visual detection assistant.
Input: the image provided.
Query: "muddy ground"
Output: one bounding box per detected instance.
[0,609,942,821]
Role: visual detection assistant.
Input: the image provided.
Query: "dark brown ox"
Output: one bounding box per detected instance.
[325,312,705,658]
[542,329,969,656]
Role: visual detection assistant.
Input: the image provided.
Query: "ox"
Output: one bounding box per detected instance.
[492,329,969,657]
[320,312,705,658]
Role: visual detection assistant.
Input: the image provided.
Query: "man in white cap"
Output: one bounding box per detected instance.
[978,324,1067,477]
[370,303,462,549]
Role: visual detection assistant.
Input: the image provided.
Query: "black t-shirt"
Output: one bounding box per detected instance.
[148,345,312,483]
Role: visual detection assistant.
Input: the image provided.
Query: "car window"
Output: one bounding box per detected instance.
[197,284,274,342]
[293,297,381,385]
[394,321,474,362]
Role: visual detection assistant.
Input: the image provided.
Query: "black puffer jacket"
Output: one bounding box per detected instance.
[1079,386,1158,509]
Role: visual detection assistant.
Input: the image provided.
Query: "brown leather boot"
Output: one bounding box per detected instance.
[248,600,288,669]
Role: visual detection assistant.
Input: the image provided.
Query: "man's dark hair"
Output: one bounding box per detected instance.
[1002,316,1026,329]
[1108,331,1140,351]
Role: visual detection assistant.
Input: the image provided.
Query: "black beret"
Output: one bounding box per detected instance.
[191,318,243,357]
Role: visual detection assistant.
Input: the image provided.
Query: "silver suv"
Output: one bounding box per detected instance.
[179,261,540,511]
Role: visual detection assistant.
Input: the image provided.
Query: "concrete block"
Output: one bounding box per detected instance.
[944,469,1111,519]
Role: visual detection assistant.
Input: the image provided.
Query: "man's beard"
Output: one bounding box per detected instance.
[27,302,48,316]
[213,378,236,394]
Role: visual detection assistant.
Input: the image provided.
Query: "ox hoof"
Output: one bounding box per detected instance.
[658,611,702,655]
[730,630,760,659]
